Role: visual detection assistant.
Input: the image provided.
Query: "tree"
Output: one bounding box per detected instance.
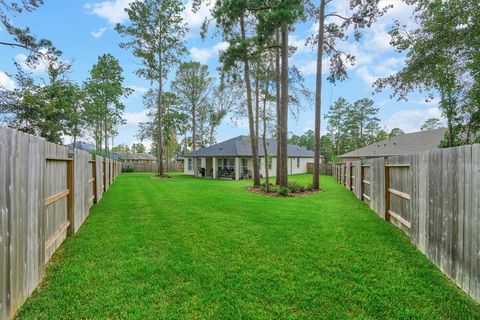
[389,128,405,137]
[289,130,315,151]
[421,117,443,131]
[375,0,480,146]
[112,144,130,152]
[138,89,188,168]
[131,143,146,153]
[0,0,56,64]
[171,61,213,152]
[0,52,84,144]
[308,0,391,189]
[84,54,130,155]
[346,98,380,148]
[117,0,187,176]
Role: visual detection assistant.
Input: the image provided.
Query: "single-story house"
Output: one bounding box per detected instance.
[66,141,95,151]
[339,128,447,162]
[183,135,320,180]
[112,151,156,164]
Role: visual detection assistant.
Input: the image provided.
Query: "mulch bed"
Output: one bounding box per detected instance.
[246,186,323,198]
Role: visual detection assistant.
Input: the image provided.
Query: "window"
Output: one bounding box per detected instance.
[296,158,300,168]
[218,158,235,170]
[188,158,193,170]
[196,158,202,170]
[267,157,272,170]
[242,158,248,172]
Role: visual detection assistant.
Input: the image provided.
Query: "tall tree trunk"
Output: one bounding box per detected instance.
[313,0,326,190]
[275,30,281,185]
[158,75,164,176]
[278,22,289,187]
[262,68,271,192]
[104,114,109,157]
[192,106,196,152]
[240,16,260,187]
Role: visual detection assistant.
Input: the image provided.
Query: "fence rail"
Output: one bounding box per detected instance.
[0,128,122,320]
[334,144,480,303]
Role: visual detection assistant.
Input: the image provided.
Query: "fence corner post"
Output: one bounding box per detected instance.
[66,155,74,236]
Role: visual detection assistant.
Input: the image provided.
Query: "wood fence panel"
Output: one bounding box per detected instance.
[44,142,69,264]
[95,156,104,202]
[73,150,94,233]
[0,129,45,319]
[386,155,412,235]
[104,159,110,191]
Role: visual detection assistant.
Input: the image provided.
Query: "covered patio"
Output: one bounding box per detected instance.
[190,156,250,180]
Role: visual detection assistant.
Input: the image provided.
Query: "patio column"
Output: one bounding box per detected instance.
[235,157,240,180]
[212,157,217,179]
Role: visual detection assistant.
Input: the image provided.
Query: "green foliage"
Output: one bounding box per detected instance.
[324,97,386,158]
[131,142,146,154]
[0,0,57,65]
[421,118,443,131]
[0,54,84,144]
[121,165,134,173]
[375,0,480,146]
[287,181,305,193]
[84,54,130,152]
[112,144,130,152]
[277,186,290,196]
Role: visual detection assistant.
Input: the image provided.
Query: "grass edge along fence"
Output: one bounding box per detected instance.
[0,128,122,320]
[333,144,480,303]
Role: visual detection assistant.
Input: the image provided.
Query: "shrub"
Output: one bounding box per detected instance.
[287,182,305,193]
[305,184,315,191]
[122,166,134,173]
[278,187,290,196]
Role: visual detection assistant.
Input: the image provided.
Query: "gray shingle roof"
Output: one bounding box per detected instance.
[340,128,447,158]
[185,136,317,158]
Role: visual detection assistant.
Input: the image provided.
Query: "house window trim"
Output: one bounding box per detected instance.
[296,157,300,168]
[188,158,193,170]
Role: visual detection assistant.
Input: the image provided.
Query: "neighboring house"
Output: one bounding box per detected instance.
[112,151,156,164]
[339,128,447,162]
[183,135,320,180]
[66,141,95,151]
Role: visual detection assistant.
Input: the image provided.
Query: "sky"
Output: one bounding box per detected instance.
[0,0,443,150]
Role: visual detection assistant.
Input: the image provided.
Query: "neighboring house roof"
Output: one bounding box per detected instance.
[113,151,156,161]
[340,128,447,158]
[184,135,317,158]
[66,141,95,151]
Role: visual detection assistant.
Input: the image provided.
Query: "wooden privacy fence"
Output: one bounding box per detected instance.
[122,162,183,172]
[333,144,480,303]
[306,163,333,175]
[0,128,122,320]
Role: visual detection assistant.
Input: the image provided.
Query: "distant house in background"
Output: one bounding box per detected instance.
[112,151,156,164]
[340,128,447,163]
[66,141,95,152]
[183,135,320,180]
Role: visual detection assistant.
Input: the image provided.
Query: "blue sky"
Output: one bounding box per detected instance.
[0,0,442,150]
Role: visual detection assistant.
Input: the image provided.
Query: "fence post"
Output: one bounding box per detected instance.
[66,158,74,236]
[92,160,97,203]
[384,157,390,222]
[360,161,364,201]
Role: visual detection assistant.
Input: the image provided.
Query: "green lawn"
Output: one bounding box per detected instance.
[16,173,480,319]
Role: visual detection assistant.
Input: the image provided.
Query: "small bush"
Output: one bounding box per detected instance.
[278,187,290,196]
[305,184,315,191]
[122,166,134,173]
[260,183,277,193]
[287,182,305,193]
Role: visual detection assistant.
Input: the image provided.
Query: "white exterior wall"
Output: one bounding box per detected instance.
[183,157,206,176]
[184,156,318,176]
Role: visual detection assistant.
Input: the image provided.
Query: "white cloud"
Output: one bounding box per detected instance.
[356,66,378,86]
[127,85,149,94]
[182,0,213,31]
[124,109,148,125]
[84,0,132,25]
[289,35,311,54]
[385,107,443,132]
[91,27,107,38]
[15,53,46,75]
[0,71,15,90]
[190,41,228,64]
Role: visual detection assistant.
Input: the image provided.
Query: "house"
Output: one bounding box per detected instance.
[66,141,95,151]
[112,151,156,164]
[183,135,320,180]
[339,128,447,162]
